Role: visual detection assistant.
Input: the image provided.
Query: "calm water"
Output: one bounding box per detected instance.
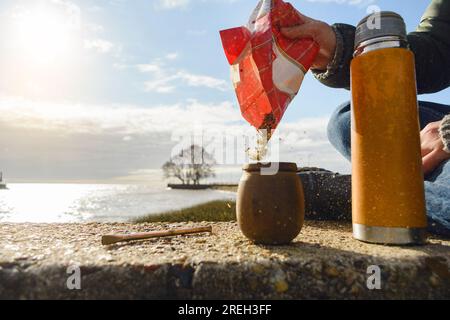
[0,184,236,223]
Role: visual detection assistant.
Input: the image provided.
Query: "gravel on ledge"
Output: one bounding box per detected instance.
[0,221,449,300]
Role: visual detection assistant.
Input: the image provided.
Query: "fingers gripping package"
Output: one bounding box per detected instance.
[220,0,319,137]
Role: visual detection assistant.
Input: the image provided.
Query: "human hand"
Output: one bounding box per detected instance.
[421,120,450,176]
[281,12,336,71]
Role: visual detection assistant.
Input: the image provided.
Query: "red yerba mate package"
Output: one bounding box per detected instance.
[220,0,319,135]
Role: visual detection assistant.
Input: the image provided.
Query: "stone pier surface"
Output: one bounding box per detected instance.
[0,222,449,300]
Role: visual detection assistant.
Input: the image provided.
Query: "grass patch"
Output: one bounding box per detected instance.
[134,200,237,223]
[209,185,238,192]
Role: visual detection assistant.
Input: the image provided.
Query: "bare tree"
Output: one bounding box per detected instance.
[162,145,216,185]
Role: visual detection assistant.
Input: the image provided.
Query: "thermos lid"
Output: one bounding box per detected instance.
[355,11,407,49]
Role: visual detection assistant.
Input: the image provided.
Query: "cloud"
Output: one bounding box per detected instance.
[84,39,116,54]
[155,0,245,11]
[305,0,376,6]
[143,71,229,93]
[137,63,162,73]
[85,23,105,33]
[0,93,350,182]
[156,0,191,10]
[176,71,229,90]
[113,63,127,70]
[87,5,104,13]
[137,54,229,93]
[143,78,177,93]
[0,94,240,181]
[50,0,82,29]
[166,52,179,60]
[0,94,241,135]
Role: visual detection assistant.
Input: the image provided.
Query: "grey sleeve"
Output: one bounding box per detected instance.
[407,0,450,94]
[312,23,356,90]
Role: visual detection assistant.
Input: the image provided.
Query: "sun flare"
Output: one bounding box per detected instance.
[11,5,79,65]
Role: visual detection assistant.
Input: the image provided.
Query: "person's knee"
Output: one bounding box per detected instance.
[417,101,450,130]
[327,102,352,160]
[424,160,450,235]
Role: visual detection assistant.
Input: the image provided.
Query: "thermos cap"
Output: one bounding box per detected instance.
[355,11,407,50]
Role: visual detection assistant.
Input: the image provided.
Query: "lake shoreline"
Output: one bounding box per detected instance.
[0,184,236,223]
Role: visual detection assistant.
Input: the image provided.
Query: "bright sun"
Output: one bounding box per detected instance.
[11,6,78,65]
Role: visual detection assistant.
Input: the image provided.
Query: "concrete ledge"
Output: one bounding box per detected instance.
[0,222,449,300]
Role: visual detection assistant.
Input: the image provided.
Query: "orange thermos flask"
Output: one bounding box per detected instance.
[351,12,428,245]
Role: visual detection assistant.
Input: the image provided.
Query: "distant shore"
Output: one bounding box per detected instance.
[168,184,238,193]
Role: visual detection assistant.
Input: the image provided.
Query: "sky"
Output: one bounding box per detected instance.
[0,0,448,183]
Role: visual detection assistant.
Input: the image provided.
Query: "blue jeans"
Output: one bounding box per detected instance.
[328,101,450,236]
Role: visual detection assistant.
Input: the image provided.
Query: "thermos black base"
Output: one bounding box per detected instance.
[353,224,427,245]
